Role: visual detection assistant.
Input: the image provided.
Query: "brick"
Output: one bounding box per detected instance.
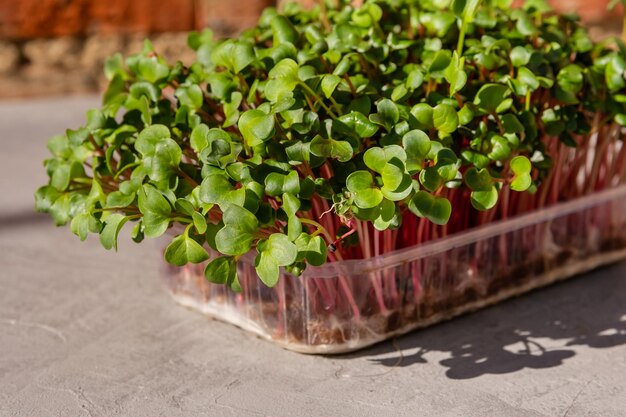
[0,41,19,74]
[0,0,89,39]
[195,0,275,36]
[551,0,623,24]
[87,0,195,34]
[0,0,196,39]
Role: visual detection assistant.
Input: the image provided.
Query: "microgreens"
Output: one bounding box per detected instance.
[36,0,626,290]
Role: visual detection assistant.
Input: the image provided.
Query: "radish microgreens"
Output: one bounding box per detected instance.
[36,0,626,290]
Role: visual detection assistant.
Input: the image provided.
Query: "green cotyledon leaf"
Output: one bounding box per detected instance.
[214,204,258,256]
[294,233,328,266]
[346,170,384,209]
[99,213,130,251]
[135,125,181,182]
[164,233,210,266]
[408,191,452,225]
[238,109,275,147]
[510,155,533,191]
[204,256,237,286]
[402,129,431,173]
[255,233,298,287]
[137,185,172,238]
[309,136,353,162]
[369,99,400,132]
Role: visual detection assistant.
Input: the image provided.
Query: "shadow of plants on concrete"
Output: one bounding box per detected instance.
[339,263,626,379]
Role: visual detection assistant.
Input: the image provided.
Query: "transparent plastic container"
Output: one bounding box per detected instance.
[162,185,626,354]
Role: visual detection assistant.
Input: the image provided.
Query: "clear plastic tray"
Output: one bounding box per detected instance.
[162,185,626,354]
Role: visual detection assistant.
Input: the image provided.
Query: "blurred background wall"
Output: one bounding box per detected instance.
[0,0,621,98]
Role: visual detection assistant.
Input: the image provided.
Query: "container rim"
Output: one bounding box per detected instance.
[253,184,626,279]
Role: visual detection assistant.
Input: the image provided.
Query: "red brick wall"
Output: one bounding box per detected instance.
[0,0,273,40]
[0,0,621,40]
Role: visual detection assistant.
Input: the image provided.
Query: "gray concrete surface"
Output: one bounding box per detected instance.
[1,96,625,417]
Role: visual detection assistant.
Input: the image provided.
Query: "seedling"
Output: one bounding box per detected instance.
[36,0,626,303]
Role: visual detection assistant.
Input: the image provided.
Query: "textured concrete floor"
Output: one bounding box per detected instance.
[1,97,625,417]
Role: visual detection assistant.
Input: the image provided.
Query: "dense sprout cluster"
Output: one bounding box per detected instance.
[36,0,626,289]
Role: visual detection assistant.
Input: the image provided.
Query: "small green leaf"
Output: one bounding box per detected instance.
[517,67,540,92]
[175,84,204,110]
[465,167,493,191]
[214,204,258,255]
[287,216,302,241]
[38,185,69,222]
[511,173,532,192]
[511,156,531,175]
[282,192,301,217]
[211,40,256,73]
[165,234,209,266]
[321,74,342,98]
[372,198,397,230]
[338,111,379,138]
[444,52,467,95]
[474,84,511,113]
[215,225,255,256]
[99,213,130,251]
[501,114,524,134]
[255,233,298,287]
[295,234,328,266]
[137,56,169,83]
[175,199,195,216]
[488,135,511,161]
[369,98,400,131]
[138,185,172,238]
[238,109,275,147]
[255,252,280,287]
[433,104,458,134]
[429,50,452,73]
[346,171,384,209]
[557,64,584,94]
[391,84,409,101]
[190,124,210,153]
[71,213,100,241]
[406,69,424,90]
[381,159,405,190]
[204,256,236,285]
[192,211,207,234]
[199,174,244,206]
[266,233,298,265]
[352,3,383,26]
[457,105,474,125]
[134,125,170,154]
[408,191,452,225]
[265,171,300,197]
[471,186,499,210]
[310,136,353,162]
[363,147,387,172]
[411,103,434,129]
[435,148,458,181]
[510,46,531,67]
[135,125,181,181]
[606,55,626,92]
[271,15,299,45]
[403,129,431,172]
[266,58,300,102]
[222,203,257,228]
[106,191,135,208]
[510,155,533,191]
[419,167,444,192]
